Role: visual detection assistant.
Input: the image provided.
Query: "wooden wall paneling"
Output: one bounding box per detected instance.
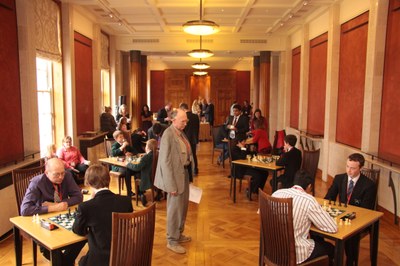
[236,71,251,109]
[307,33,328,136]
[290,47,301,129]
[150,70,165,112]
[209,70,237,125]
[379,0,400,164]
[164,70,191,109]
[74,32,94,135]
[0,0,24,165]
[336,12,369,149]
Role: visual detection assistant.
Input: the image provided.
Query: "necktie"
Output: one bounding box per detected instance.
[233,116,238,126]
[347,179,354,203]
[54,184,62,203]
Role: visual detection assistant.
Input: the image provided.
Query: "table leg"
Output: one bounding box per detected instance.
[233,164,237,203]
[335,239,344,266]
[50,249,63,266]
[13,226,22,266]
[371,220,380,266]
[272,170,278,193]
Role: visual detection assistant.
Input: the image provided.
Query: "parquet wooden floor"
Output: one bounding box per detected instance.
[1,141,400,265]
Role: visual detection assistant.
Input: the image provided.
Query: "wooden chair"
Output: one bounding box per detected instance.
[272,130,286,155]
[301,149,320,196]
[12,164,45,266]
[211,125,225,168]
[109,203,156,266]
[228,139,243,197]
[258,190,329,266]
[355,168,380,264]
[134,148,159,206]
[104,138,125,194]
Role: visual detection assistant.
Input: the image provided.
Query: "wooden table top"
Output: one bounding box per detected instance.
[99,156,141,168]
[10,208,86,250]
[311,198,383,240]
[232,159,284,171]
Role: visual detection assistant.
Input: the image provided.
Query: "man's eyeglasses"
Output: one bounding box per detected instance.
[50,172,65,177]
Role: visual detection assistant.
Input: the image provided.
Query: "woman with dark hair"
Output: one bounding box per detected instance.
[250,108,268,131]
[140,104,153,132]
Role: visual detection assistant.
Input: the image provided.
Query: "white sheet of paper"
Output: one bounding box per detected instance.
[189,184,202,204]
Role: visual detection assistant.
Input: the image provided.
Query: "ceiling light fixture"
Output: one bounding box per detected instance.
[183,0,219,35]
[192,59,210,69]
[188,36,214,58]
[193,71,208,76]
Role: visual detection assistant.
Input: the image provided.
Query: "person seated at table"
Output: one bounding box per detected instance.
[72,164,133,266]
[248,119,271,154]
[44,143,58,163]
[131,128,147,154]
[57,136,90,183]
[242,100,252,117]
[100,106,117,138]
[272,170,337,265]
[270,134,302,191]
[324,153,376,266]
[225,104,249,140]
[250,108,268,131]
[117,117,132,146]
[231,136,268,199]
[125,139,158,206]
[20,158,85,265]
[115,104,131,130]
[111,130,135,197]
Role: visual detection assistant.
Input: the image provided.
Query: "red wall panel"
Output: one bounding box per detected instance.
[307,33,328,136]
[150,71,165,112]
[336,12,369,149]
[290,47,301,129]
[74,32,93,135]
[236,71,251,108]
[379,0,400,164]
[0,0,24,165]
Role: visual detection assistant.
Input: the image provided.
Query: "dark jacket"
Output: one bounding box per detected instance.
[324,173,376,209]
[276,147,302,187]
[184,111,200,145]
[157,108,168,124]
[72,190,133,266]
[204,103,215,125]
[110,141,133,172]
[225,115,249,140]
[231,145,248,178]
[126,151,153,191]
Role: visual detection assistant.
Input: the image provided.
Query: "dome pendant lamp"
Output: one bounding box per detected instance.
[183,0,219,36]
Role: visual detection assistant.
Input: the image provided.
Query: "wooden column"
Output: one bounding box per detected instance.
[130,50,141,130]
[141,54,148,122]
[252,56,260,109]
[259,51,271,118]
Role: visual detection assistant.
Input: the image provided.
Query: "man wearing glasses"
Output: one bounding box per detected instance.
[20,158,85,265]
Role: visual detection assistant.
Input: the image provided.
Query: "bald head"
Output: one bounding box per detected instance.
[172,109,188,131]
[45,158,66,184]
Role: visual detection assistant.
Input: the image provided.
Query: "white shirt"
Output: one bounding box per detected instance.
[272,186,338,263]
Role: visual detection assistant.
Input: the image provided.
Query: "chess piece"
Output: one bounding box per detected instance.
[344,202,347,208]
[338,201,341,207]
[333,201,336,206]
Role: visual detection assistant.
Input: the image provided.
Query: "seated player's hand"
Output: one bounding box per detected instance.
[126,152,133,156]
[47,202,68,212]
[70,161,76,167]
[72,168,80,173]
[84,160,91,165]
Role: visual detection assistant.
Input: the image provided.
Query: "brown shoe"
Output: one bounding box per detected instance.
[167,244,186,254]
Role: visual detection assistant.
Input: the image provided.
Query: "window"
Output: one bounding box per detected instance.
[101,69,110,107]
[36,57,55,156]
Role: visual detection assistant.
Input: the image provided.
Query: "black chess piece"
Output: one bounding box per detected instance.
[338,201,342,207]
[328,200,331,205]
[344,202,347,207]
[333,201,336,206]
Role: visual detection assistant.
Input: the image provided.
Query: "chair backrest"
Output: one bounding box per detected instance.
[360,168,380,210]
[211,125,222,149]
[301,149,321,196]
[104,138,116,157]
[259,190,296,266]
[109,203,156,266]
[150,148,159,184]
[12,164,46,215]
[272,130,286,155]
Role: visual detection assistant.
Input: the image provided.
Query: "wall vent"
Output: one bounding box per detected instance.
[240,39,267,44]
[132,39,160,43]
[186,39,213,44]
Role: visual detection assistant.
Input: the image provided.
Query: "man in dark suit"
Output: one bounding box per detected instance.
[270,134,302,191]
[204,98,214,126]
[225,104,249,140]
[324,153,376,266]
[180,103,200,177]
[72,164,133,266]
[157,102,172,125]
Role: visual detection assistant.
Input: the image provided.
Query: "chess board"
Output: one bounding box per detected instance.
[48,209,77,231]
[322,206,345,217]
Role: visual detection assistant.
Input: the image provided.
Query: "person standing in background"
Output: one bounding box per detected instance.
[115,104,131,130]
[141,104,153,132]
[204,98,214,126]
[100,106,117,138]
[157,102,172,125]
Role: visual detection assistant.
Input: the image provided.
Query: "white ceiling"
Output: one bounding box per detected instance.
[63,0,336,69]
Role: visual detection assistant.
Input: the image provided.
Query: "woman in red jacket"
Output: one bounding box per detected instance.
[250,119,272,154]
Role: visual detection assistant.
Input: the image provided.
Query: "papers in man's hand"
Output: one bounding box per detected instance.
[189,184,202,204]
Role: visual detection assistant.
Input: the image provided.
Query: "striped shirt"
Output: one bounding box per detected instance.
[272,186,338,263]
